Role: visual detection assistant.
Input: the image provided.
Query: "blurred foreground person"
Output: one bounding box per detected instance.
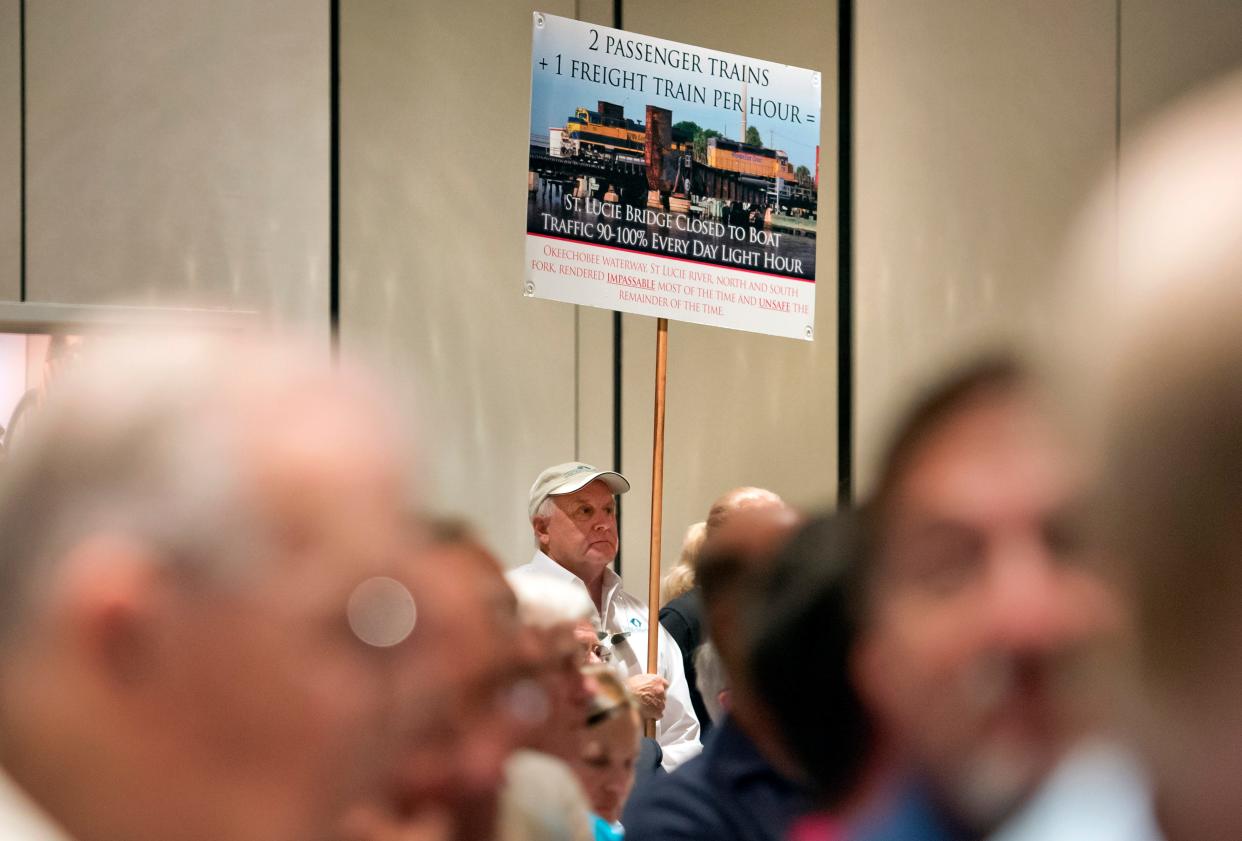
[624,502,809,841]
[341,522,529,841]
[509,573,598,764]
[511,462,700,769]
[1063,69,1242,841]
[748,512,878,841]
[576,670,642,841]
[660,487,786,740]
[499,573,597,841]
[850,359,1124,841]
[0,335,418,841]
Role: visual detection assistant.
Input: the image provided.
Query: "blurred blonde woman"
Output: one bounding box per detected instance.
[575,668,642,841]
[660,521,707,606]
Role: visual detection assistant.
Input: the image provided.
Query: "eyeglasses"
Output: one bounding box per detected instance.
[592,630,632,663]
[595,630,632,647]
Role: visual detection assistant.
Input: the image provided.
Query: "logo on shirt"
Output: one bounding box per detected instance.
[630,617,642,629]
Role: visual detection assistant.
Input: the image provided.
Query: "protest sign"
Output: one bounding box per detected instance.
[526,13,822,341]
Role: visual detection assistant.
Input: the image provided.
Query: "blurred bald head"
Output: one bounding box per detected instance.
[0,335,407,615]
[704,486,786,541]
[697,490,798,686]
[1065,70,1242,841]
[0,334,417,841]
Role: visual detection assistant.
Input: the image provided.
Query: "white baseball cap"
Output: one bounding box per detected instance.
[528,462,630,519]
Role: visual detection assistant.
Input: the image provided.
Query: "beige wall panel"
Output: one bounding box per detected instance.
[0,0,18,301]
[855,0,1115,492]
[24,1,328,336]
[341,0,584,568]
[575,304,617,471]
[617,1,838,599]
[1121,0,1242,138]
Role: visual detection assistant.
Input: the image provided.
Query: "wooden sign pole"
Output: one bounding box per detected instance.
[645,317,669,738]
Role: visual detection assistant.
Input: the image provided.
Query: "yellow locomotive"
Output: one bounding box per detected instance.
[554,101,694,162]
[563,101,646,157]
[552,101,796,184]
[706,137,797,181]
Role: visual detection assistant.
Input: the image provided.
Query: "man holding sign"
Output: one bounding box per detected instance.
[509,462,702,771]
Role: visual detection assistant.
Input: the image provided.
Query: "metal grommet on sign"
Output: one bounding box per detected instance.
[524,281,536,296]
[804,325,814,340]
[811,72,821,90]
[534,12,545,28]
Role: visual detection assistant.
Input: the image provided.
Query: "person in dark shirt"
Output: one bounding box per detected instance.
[748,512,879,841]
[657,587,708,737]
[625,501,808,841]
[658,488,785,742]
[623,711,809,841]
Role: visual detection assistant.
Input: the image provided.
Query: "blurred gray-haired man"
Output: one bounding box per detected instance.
[0,335,419,841]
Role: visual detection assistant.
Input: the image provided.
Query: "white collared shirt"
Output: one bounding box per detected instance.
[990,740,1164,841]
[509,551,702,771]
[0,766,74,841]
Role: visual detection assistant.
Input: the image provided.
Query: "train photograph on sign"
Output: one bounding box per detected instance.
[529,97,818,281]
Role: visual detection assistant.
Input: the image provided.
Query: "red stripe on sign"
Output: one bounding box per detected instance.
[527,232,817,284]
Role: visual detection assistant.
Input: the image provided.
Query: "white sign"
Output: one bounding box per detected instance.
[526,12,822,341]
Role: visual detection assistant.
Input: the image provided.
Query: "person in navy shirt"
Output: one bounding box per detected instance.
[624,501,810,841]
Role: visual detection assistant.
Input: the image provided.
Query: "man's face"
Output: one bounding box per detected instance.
[534,481,618,582]
[526,622,594,763]
[382,544,525,838]
[160,394,417,841]
[856,391,1121,828]
[573,620,608,665]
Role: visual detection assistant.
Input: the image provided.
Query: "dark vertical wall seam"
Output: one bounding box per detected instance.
[612,311,622,573]
[611,0,624,574]
[571,4,584,465]
[329,0,341,353]
[574,309,580,460]
[1112,0,1121,291]
[19,0,26,302]
[1115,0,1121,197]
[837,0,854,506]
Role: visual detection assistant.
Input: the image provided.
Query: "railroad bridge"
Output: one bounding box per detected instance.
[529,146,774,209]
[529,103,815,214]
